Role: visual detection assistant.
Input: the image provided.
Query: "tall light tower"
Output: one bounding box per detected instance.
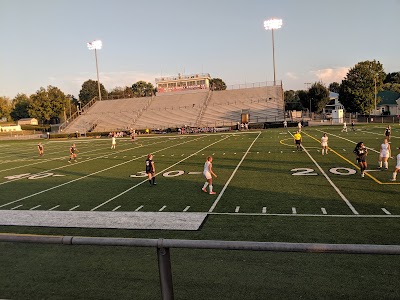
[264,18,283,85]
[87,40,103,101]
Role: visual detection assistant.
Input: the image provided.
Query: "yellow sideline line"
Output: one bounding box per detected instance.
[301,131,389,185]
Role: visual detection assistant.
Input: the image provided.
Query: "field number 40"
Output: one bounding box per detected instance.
[291,167,357,176]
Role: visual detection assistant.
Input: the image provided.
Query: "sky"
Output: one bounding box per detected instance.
[1,0,400,99]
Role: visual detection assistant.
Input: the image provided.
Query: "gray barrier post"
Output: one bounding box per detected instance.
[157,239,174,300]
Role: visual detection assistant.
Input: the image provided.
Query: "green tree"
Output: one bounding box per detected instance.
[0,96,12,121]
[297,90,309,110]
[308,82,330,113]
[284,90,303,111]
[383,83,400,93]
[384,72,400,84]
[209,78,227,91]
[339,60,385,113]
[131,81,155,97]
[10,93,31,121]
[79,79,107,105]
[328,82,340,93]
[109,86,134,99]
[28,86,68,123]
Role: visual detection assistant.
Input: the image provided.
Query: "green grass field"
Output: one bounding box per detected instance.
[1,125,400,299]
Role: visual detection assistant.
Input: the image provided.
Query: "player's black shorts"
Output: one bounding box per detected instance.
[356,155,366,163]
[295,140,301,145]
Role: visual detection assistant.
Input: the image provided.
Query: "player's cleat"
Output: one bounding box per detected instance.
[390,178,396,181]
[153,182,157,185]
[68,161,71,163]
[209,191,217,195]
[202,188,207,193]
[361,172,365,177]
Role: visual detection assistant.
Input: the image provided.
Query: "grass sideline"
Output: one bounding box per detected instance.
[0,125,399,299]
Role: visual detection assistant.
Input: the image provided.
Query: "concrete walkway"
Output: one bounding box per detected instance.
[0,210,207,231]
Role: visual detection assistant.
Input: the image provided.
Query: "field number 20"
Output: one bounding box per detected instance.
[291,167,357,176]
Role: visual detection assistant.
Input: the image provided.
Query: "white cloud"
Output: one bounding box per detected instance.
[285,72,298,80]
[311,67,349,84]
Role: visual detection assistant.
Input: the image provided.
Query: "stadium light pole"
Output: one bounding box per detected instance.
[87,40,102,101]
[264,18,283,86]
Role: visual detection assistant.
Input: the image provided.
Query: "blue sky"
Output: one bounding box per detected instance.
[1,0,399,99]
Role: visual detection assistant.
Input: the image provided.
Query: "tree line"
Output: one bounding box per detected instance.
[285,60,400,114]
[0,77,227,124]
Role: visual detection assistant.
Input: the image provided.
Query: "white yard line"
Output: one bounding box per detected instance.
[381,208,391,215]
[69,205,80,211]
[289,131,359,215]
[262,207,267,214]
[159,205,167,212]
[207,212,400,218]
[321,208,327,215]
[292,207,297,214]
[48,205,60,211]
[90,135,232,211]
[29,205,41,210]
[183,206,190,212]
[235,206,240,213]
[208,132,261,213]
[112,206,121,212]
[0,136,206,209]
[0,138,173,186]
[314,129,380,154]
[134,205,143,211]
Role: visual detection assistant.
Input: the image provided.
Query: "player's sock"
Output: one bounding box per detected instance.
[152,177,156,184]
[209,185,213,193]
[384,162,388,169]
[203,182,209,189]
[149,179,152,185]
[378,161,382,168]
[393,172,397,180]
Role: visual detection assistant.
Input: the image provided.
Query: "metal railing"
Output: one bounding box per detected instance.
[1,233,399,300]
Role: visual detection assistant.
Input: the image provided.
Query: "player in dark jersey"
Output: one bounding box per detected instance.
[384,125,391,141]
[353,142,368,177]
[37,143,44,156]
[68,143,78,163]
[145,154,156,185]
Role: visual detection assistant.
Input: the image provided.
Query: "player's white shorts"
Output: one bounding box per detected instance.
[203,171,212,180]
[321,142,328,147]
[380,150,389,158]
[396,164,400,170]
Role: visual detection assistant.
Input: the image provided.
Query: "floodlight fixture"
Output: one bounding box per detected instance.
[87,40,102,50]
[263,19,282,30]
[87,39,103,101]
[263,18,283,85]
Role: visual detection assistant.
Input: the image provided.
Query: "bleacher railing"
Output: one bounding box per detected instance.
[58,97,98,133]
[225,80,282,90]
[1,233,399,300]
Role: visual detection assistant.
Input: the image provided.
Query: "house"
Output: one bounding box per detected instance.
[376,91,400,116]
[17,118,38,126]
[323,92,344,114]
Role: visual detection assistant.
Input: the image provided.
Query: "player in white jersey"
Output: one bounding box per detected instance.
[321,133,328,155]
[341,122,348,132]
[202,156,217,195]
[111,135,116,149]
[390,147,400,181]
[378,138,391,170]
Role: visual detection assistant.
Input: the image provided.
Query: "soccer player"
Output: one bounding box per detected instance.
[378,138,391,170]
[321,133,328,155]
[293,130,302,151]
[283,120,287,129]
[68,143,78,163]
[353,142,368,177]
[297,122,302,132]
[111,134,116,149]
[384,125,391,141]
[145,154,156,185]
[37,142,44,156]
[351,121,355,131]
[341,122,348,132]
[202,156,217,195]
[390,147,400,181]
